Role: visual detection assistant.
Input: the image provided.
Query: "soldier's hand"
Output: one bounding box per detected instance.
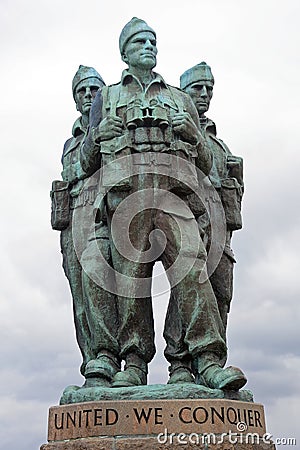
[92,115,123,142]
[172,112,202,145]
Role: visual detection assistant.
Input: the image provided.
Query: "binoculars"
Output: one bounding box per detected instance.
[125,97,169,130]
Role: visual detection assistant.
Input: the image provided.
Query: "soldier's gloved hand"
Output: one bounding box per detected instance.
[92,115,123,143]
[172,112,203,145]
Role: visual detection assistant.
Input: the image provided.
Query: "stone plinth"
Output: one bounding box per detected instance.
[40,397,276,449]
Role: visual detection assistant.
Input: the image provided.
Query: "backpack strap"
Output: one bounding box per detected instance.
[101,84,121,117]
[167,85,185,113]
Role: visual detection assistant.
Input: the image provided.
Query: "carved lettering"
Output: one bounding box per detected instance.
[237,408,242,423]
[94,409,102,426]
[254,410,263,428]
[54,412,64,430]
[106,408,118,425]
[133,407,152,424]
[154,407,163,425]
[66,411,76,428]
[83,409,92,427]
[211,406,225,424]
[227,407,238,425]
[49,401,266,440]
[179,407,192,424]
[248,409,254,427]
[243,408,248,424]
[193,407,209,424]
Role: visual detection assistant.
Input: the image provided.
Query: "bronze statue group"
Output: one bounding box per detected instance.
[51,18,246,393]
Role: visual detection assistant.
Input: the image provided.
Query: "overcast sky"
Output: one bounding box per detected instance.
[1,0,300,449]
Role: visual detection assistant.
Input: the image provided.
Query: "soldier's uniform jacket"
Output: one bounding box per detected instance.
[62,118,86,193]
[62,117,98,209]
[51,117,98,231]
[202,118,231,188]
[199,117,244,260]
[81,70,212,183]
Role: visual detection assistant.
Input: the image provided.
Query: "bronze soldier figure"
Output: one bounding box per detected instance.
[81,19,246,390]
[51,66,120,387]
[164,62,245,388]
[180,62,244,331]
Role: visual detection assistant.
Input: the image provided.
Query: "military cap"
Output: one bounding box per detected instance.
[72,65,105,99]
[119,17,156,55]
[180,61,214,90]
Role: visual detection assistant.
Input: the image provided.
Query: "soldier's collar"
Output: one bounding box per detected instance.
[72,116,87,137]
[121,69,168,88]
[200,116,217,136]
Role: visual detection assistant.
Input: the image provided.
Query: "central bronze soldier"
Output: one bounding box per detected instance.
[81,18,246,390]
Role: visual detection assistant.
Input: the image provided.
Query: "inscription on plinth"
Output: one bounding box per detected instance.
[48,399,266,442]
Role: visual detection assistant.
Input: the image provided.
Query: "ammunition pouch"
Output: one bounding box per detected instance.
[169,141,198,196]
[50,180,70,230]
[100,128,199,196]
[168,152,198,195]
[227,155,243,185]
[72,184,98,209]
[220,178,243,230]
[100,134,133,191]
[132,126,171,146]
[186,191,207,218]
[131,152,199,196]
[169,140,198,159]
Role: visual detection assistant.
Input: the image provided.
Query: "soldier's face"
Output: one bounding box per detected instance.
[75,78,102,115]
[185,80,214,117]
[123,31,157,70]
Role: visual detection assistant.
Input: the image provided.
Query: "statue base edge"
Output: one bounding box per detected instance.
[59,382,254,404]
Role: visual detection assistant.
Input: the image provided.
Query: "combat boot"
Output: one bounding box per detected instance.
[84,351,120,387]
[112,353,147,387]
[195,352,247,391]
[167,359,195,384]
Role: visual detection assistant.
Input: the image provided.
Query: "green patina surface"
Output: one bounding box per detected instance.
[51,18,247,403]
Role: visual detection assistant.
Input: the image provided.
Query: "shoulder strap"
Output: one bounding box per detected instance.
[90,89,103,128]
[167,86,184,113]
[102,84,121,117]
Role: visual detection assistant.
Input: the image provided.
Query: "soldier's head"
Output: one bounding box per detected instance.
[119,17,157,72]
[180,62,214,117]
[72,65,105,116]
